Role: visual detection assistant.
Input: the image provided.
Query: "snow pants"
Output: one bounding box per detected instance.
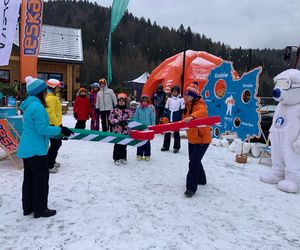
[186,143,209,193]
[90,108,100,131]
[22,155,49,213]
[100,110,111,132]
[137,140,151,157]
[113,144,127,160]
[47,138,62,169]
[163,131,180,150]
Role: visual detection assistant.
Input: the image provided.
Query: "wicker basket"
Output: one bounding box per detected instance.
[236,154,248,163]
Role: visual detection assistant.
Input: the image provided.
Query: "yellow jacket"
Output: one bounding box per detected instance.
[46,91,62,126]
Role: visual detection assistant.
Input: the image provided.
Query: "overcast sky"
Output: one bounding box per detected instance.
[95,0,300,49]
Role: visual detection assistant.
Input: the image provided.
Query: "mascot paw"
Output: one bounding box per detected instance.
[277,180,299,193]
[292,140,300,154]
[260,173,283,184]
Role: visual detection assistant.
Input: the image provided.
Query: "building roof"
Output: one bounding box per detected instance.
[14,24,83,63]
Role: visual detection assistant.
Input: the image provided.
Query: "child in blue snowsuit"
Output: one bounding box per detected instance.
[133,95,155,161]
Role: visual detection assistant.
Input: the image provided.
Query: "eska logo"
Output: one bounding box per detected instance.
[23,0,43,55]
[0,125,17,152]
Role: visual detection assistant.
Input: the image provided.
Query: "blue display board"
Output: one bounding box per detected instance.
[0,107,17,118]
[6,116,23,136]
[202,62,262,140]
[7,96,17,107]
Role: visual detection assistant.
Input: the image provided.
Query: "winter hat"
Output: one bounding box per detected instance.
[185,81,201,99]
[171,85,180,94]
[47,78,61,89]
[79,88,87,94]
[25,76,47,96]
[130,100,139,109]
[140,95,150,102]
[92,82,100,88]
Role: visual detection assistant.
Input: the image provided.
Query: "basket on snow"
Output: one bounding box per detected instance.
[236,154,248,163]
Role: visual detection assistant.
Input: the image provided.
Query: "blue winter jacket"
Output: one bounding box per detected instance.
[133,105,155,127]
[17,96,61,158]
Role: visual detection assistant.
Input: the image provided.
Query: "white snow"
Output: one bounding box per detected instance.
[0,112,300,250]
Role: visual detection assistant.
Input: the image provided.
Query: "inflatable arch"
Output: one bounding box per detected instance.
[142,50,239,98]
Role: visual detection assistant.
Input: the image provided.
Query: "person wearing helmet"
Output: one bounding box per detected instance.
[151,84,167,124]
[161,85,185,153]
[95,78,117,132]
[129,100,139,116]
[17,77,73,218]
[109,93,133,166]
[133,95,155,161]
[73,88,91,129]
[90,82,100,130]
[45,79,63,173]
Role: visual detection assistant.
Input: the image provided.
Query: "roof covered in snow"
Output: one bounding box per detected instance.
[13,24,83,63]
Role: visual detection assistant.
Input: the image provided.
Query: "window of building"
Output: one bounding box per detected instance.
[38,72,63,81]
[0,70,10,84]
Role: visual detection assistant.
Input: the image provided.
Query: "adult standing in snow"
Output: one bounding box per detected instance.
[90,83,100,130]
[95,78,117,132]
[73,88,91,129]
[183,82,212,197]
[17,77,73,218]
[161,85,185,153]
[45,79,63,173]
[151,84,166,124]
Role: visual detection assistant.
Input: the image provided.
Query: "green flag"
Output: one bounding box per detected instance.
[107,0,130,84]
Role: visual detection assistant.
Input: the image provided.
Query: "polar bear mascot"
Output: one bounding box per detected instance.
[260,69,300,193]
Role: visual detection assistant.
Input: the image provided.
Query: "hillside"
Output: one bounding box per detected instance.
[44,0,294,95]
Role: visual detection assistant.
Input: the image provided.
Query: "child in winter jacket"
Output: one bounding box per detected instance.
[90,83,100,130]
[183,81,212,198]
[133,95,155,161]
[74,88,91,129]
[109,93,133,166]
[45,79,63,173]
[161,85,185,153]
[95,78,117,132]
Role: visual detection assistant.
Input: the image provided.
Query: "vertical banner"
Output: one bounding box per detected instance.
[0,0,21,66]
[19,0,43,83]
[107,0,129,84]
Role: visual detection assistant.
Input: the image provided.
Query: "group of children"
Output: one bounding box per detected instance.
[17,76,212,219]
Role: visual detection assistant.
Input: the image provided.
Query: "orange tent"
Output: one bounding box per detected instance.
[142,50,239,98]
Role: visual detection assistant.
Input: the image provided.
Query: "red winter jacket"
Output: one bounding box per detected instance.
[74,96,91,121]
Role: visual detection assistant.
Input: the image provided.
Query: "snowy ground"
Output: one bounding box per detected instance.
[0,112,300,250]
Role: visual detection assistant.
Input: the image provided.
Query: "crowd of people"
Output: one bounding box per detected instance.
[16,76,212,219]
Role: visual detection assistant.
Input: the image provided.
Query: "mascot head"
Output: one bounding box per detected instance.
[272,69,300,105]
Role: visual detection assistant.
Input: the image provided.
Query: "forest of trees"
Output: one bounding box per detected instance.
[43,0,297,97]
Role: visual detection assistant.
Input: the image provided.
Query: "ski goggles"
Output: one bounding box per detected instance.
[275,78,300,90]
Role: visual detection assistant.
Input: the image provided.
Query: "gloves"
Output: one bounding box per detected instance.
[160,117,169,124]
[61,126,74,137]
[74,113,78,119]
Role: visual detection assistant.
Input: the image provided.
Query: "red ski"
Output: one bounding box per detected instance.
[130,116,220,140]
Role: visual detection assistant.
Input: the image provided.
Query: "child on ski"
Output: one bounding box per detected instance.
[109,93,133,166]
[133,95,155,161]
[90,83,100,130]
[73,88,91,129]
[161,85,185,153]
[183,81,212,198]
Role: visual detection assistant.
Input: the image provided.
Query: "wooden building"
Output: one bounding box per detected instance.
[0,25,83,101]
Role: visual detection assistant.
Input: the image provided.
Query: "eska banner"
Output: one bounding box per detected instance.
[20,0,43,83]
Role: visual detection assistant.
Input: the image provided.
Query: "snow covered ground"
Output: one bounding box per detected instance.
[0,112,300,250]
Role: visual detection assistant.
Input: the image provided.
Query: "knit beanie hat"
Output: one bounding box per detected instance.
[185,81,201,99]
[25,76,47,96]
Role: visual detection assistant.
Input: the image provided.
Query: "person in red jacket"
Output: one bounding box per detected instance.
[73,88,91,129]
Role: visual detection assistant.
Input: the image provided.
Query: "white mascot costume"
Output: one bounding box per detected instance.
[260,69,300,193]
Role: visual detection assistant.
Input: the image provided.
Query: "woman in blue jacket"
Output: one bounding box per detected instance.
[17,77,73,219]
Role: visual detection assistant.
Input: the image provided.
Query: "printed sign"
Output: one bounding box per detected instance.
[20,0,44,82]
[0,120,18,152]
[202,61,262,140]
